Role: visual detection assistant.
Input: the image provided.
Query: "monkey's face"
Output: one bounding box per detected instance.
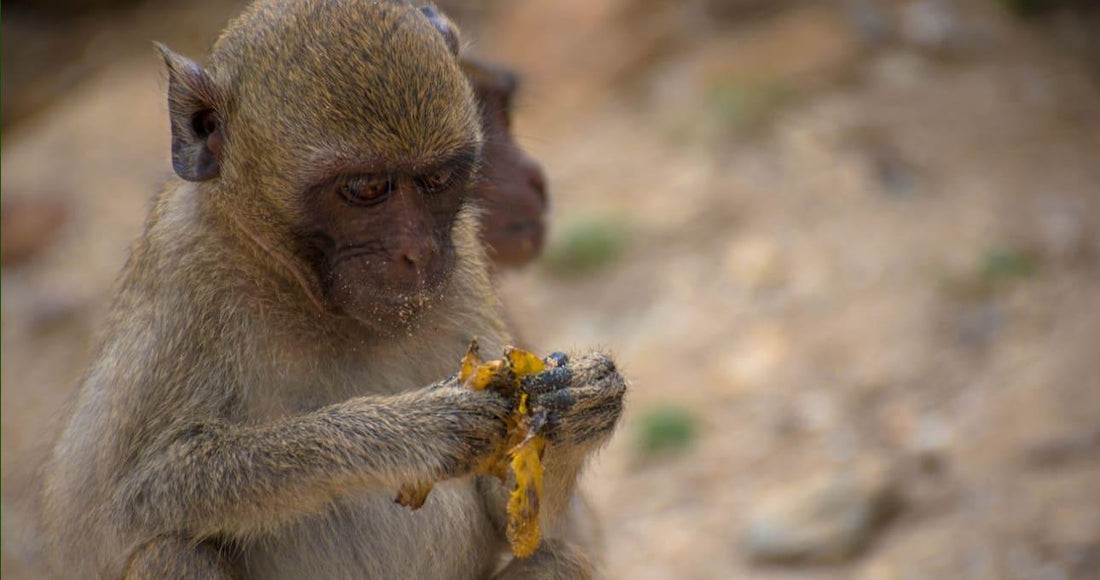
[468,67,549,269]
[302,152,477,329]
[158,1,485,328]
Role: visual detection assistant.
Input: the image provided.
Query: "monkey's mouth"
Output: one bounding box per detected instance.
[501,220,542,236]
[355,279,453,332]
[486,220,545,265]
[328,281,446,330]
[375,276,450,307]
[322,249,455,329]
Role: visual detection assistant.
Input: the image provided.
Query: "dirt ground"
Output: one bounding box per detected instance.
[3,0,1100,578]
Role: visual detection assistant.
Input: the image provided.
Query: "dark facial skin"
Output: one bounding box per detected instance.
[465,59,549,269]
[302,150,478,329]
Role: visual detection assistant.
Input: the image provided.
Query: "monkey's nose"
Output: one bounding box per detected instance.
[400,247,423,267]
[520,154,548,207]
[398,240,436,269]
[529,169,548,206]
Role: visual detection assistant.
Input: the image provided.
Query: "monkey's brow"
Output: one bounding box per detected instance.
[300,145,479,183]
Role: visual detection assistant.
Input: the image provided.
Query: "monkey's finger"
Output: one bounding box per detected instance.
[543,352,569,368]
[530,371,623,411]
[541,411,564,443]
[541,373,626,413]
[521,366,572,395]
[530,387,576,411]
[518,408,549,444]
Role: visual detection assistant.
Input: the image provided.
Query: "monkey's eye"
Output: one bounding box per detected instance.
[417,169,455,194]
[339,176,391,206]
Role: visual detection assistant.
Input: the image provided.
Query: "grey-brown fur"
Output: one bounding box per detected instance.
[40,1,625,578]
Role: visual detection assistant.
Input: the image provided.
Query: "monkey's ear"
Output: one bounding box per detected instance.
[155,43,224,182]
[462,57,520,105]
[419,5,460,57]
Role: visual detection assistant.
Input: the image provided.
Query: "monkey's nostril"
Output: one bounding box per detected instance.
[398,244,423,267]
[399,239,439,269]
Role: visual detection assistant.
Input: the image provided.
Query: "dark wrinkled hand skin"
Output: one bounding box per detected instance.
[523,351,627,447]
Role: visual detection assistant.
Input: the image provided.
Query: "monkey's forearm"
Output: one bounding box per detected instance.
[114,387,500,538]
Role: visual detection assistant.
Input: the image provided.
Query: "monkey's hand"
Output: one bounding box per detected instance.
[416,382,515,480]
[395,382,512,509]
[523,351,626,449]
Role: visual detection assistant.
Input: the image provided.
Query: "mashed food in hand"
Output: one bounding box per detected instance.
[395,339,550,558]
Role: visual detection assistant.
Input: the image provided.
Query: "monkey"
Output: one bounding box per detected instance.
[39,1,626,579]
[462,57,549,270]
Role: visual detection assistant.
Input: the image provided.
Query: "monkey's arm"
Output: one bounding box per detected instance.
[113,383,509,539]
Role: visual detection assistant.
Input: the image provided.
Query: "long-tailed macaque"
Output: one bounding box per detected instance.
[41,2,626,578]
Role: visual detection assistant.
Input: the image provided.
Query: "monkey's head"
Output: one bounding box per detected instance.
[463,58,549,269]
[158,1,483,332]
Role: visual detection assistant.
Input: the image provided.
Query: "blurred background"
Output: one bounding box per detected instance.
[3,0,1100,578]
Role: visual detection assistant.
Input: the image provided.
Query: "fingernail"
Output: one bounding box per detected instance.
[524,367,572,394]
[545,352,569,367]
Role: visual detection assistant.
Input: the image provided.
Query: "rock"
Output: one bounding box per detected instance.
[742,461,902,564]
